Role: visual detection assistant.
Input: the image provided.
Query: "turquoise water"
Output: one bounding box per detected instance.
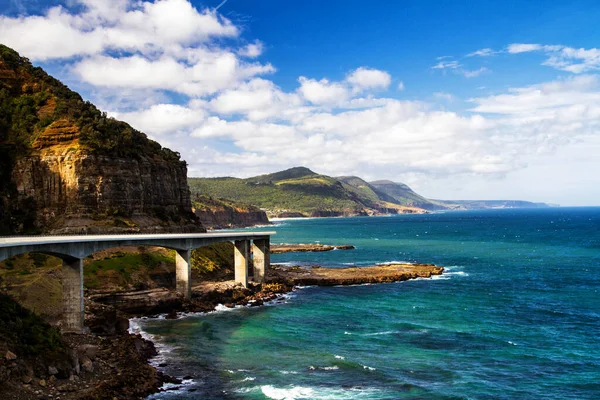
[139,208,600,399]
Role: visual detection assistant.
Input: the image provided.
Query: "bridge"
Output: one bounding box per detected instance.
[0,232,275,332]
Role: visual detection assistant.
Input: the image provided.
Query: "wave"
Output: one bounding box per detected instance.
[253,384,382,400]
[362,330,399,336]
[376,260,415,265]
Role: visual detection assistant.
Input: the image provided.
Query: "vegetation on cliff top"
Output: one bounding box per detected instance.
[192,195,264,213]
[0,44,182,161]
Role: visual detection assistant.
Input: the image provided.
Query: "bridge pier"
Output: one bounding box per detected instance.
[234,240,249,287]
[175,249,192,299]
[62,257,84,332]
[251,238,269,283]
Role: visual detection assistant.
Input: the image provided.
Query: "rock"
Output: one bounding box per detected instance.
[76,344,99,361]
[38,379,46,387]
[80,357,94,373]
[22,375,32,384]
[48,366,58,376]
[87,309,130,335]
[5,350,17,360]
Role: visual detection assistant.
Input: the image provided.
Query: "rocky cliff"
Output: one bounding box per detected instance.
[0,44,203,234]
[192,195,269,229]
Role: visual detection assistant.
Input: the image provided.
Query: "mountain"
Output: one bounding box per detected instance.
[369,180,447,210]
[370,181,551,210]
[0,44,203,234]
[188,168,426,217]
[190,167,553,218]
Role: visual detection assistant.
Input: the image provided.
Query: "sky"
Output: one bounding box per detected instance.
[1,0,600,206]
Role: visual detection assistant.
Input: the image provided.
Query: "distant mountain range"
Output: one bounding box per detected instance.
[188,167,552,218]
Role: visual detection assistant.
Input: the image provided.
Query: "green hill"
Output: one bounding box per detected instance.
[188,168,425,217]
[189,168,552,217]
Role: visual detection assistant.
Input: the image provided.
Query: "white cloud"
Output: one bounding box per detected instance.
[507,43,544,54]
[0,0,238,60]
[432,60,461,69]
[238,40,264,58]
[506,43,600,73]
[469,75,600,115]
[346,67,391,91]
[460,67,489,78]
[297,76,350,105]
[73,52,275,96]
[111,103,206,134]
[467,48,498,57]
[432,59,488,78]
[397,81,405,91]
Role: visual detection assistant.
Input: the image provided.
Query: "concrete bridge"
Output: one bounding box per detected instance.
[0,232,275,332]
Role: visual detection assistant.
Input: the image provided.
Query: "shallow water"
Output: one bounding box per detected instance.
[139,208,600,399]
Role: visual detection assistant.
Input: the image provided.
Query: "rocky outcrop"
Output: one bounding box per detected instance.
[268,263,444,286]
[88,289,183,316]
[271,244,355,253]
[195,209,269,229]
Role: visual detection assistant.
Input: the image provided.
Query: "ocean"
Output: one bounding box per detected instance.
[135,207,600,399]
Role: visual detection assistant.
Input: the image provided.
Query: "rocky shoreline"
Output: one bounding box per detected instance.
[1,263,442,399]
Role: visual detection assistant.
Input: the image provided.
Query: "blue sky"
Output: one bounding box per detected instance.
[1,0,600,205]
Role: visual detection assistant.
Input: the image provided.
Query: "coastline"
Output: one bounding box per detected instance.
[125,262,444,397]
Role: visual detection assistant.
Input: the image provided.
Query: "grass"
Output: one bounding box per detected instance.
[84,251,174,290]
[188,176,363,214]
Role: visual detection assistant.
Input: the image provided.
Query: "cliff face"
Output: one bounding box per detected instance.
[13,148,199,233]
[195,209,269,229]
[0,45,203,234]
[192,195,269,229]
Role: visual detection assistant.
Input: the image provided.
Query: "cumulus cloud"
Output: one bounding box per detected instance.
[0,0,274,97]
[238,40,264,58]
[297,76,351,105]
[119,69,600,184]
[0,0,238,60]
[346,67,391,92]
[73,52,275,96]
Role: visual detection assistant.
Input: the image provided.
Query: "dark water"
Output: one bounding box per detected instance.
[137,208,600,399]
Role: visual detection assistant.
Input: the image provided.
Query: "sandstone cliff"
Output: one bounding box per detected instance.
[0,45,203,234]
[192,195,269,229]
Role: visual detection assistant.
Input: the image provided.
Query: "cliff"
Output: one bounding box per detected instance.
[193,195,269,229]
[0,44,203,234]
